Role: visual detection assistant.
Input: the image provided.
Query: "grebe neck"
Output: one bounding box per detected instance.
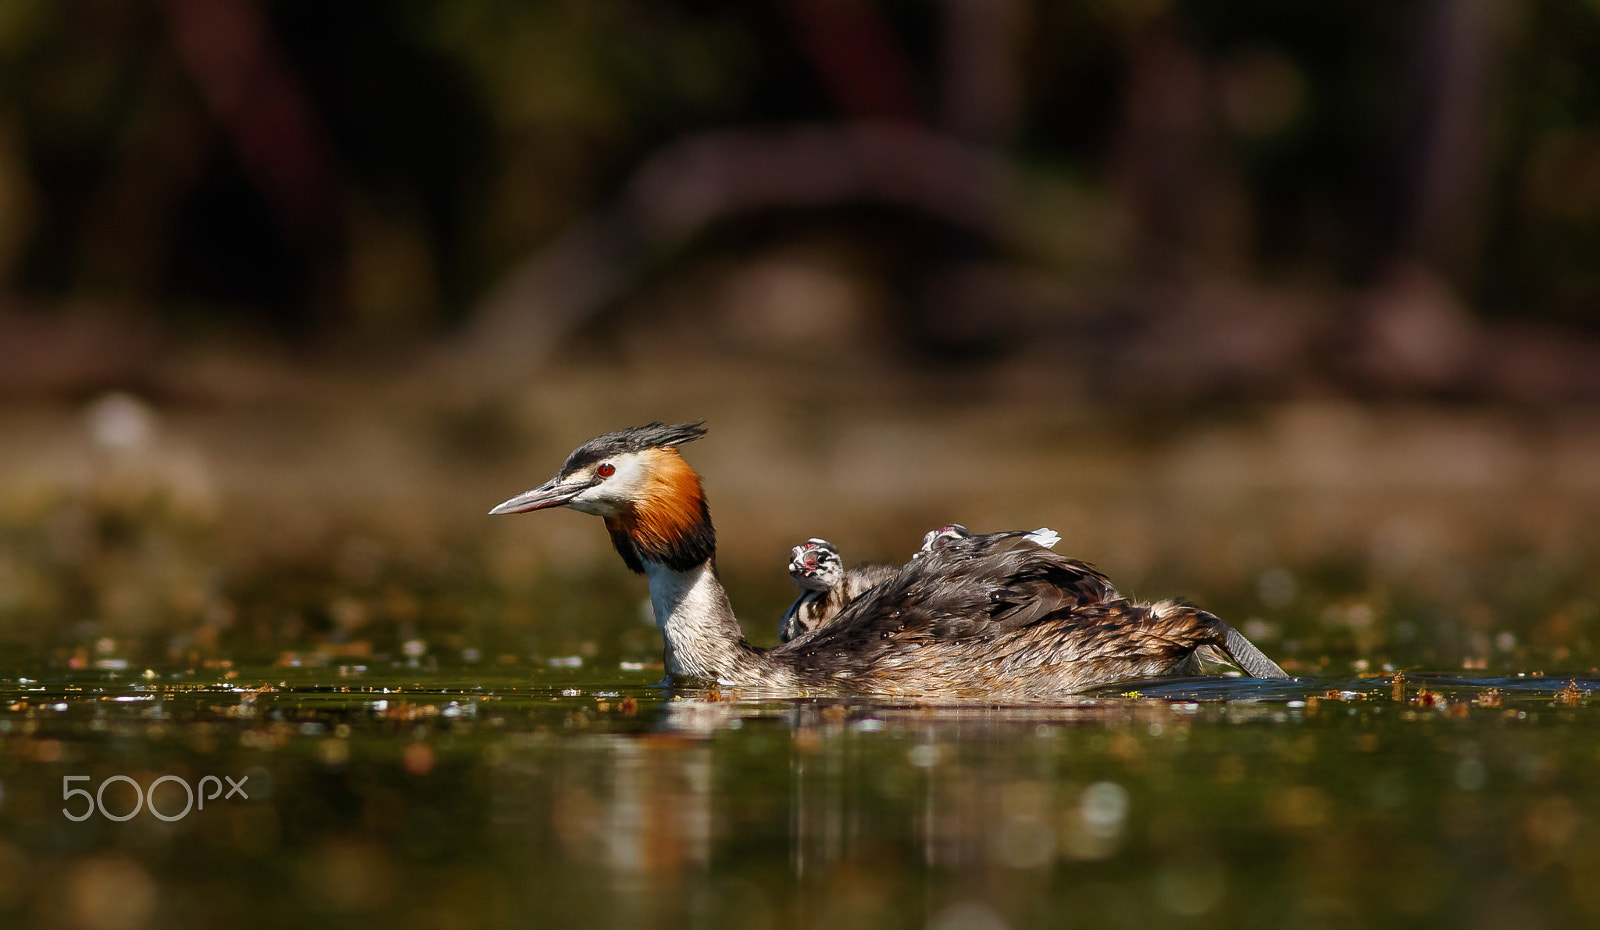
[642,559,767,684]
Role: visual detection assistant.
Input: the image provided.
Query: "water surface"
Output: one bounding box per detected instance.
[3,662,1595,930]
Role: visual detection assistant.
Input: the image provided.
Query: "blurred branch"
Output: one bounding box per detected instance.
[449,1,1042,389]
[1377,0,1498,273]
[0,310,163,399]
[939,0,1026,144]
[781,0,922,122]
[159,0,340,250]
[444,123,1012,389]
[1112,21,1209,283]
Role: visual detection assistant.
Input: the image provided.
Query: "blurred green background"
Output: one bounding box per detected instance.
[0,0,1598,673]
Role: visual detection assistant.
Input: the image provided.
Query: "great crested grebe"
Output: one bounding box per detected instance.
[781,525,1061,641]
[780,539,897,643]
[489,422,1290,696]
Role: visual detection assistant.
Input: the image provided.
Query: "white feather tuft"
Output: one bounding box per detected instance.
[1024,527,1060,549]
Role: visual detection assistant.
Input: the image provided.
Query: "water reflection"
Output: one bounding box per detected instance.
[478,674,1600,927]
[1,671,1597,928]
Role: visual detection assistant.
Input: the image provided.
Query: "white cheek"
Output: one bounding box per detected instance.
[569,482,629,516]
[566,493,613,516]
[566,457,649,516]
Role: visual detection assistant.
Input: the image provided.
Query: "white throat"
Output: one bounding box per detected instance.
[642,560,744,682]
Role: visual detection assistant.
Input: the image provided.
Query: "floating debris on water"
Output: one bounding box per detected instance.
[1413,689,1447,709]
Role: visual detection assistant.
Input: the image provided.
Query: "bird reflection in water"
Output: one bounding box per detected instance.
[487,695,1212,928]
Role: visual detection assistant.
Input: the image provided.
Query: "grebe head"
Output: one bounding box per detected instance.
[489,421,706,517]
[788,538,844,592]
[917,523,972,555]
[490,421,714,573]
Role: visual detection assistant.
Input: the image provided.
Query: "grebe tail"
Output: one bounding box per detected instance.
[1222,624,1289,679]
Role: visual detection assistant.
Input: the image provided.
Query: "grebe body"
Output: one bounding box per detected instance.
[490,422,1288,697]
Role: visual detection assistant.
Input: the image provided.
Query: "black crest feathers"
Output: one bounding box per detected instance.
[560,421,707,475]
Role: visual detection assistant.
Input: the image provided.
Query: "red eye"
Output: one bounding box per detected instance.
[596,463,616,478]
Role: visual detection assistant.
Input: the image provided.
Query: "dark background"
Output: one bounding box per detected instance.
[0,0,1597,671]
[2,0,1598,395]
